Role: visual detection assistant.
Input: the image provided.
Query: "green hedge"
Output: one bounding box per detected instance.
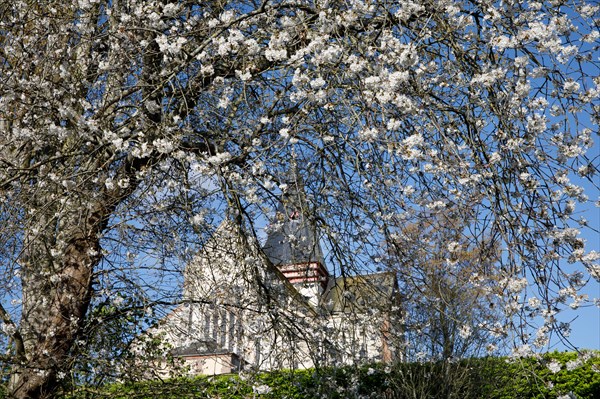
[4,352,600,398]
[477,351,600,399]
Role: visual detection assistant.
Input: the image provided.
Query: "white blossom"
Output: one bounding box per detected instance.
[563,80,580,93]
[310,77,326,89]
[279,128,290,139]
[447,241,461,253]
[458,325,472,339]
[547,361,562,374]
[566,359,582,371]
[253,384,272,395]
[153,138,174,154]
[506,277,528,293]
[1,322,16,336]
[526,295,541,309]
[359,127,379,142]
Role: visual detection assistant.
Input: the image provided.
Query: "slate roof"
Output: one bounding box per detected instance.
[262,177,325,267]
[171,340,233,357]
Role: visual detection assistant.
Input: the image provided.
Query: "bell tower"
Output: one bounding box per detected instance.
[262,172,329,307]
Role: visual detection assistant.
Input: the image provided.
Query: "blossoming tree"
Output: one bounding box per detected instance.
[0,0,598,398]
[388,206,505,360]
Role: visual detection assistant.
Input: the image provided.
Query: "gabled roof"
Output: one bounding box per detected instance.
[323,272,399,313]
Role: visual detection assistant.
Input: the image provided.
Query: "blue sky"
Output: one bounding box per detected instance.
[551,134,600,351]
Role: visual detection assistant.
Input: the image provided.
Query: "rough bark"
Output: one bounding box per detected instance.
[8,206,104,398]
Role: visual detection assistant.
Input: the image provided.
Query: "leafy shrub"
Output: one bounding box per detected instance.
[3,352,599,399]
[478,351,600,399]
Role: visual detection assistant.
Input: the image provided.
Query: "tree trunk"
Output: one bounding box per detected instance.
[8,216,102,398]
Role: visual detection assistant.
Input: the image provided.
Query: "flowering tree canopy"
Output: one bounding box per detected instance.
[0,0,598,398]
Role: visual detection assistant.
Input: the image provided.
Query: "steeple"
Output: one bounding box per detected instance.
[262,170,329,305]
[263,172,324,266]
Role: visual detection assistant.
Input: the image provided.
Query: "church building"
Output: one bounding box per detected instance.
[148,178,402,375]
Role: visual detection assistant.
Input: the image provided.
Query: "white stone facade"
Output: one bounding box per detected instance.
[150,184,402,375]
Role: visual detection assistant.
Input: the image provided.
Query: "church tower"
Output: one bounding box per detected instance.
[262,173,329,307]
